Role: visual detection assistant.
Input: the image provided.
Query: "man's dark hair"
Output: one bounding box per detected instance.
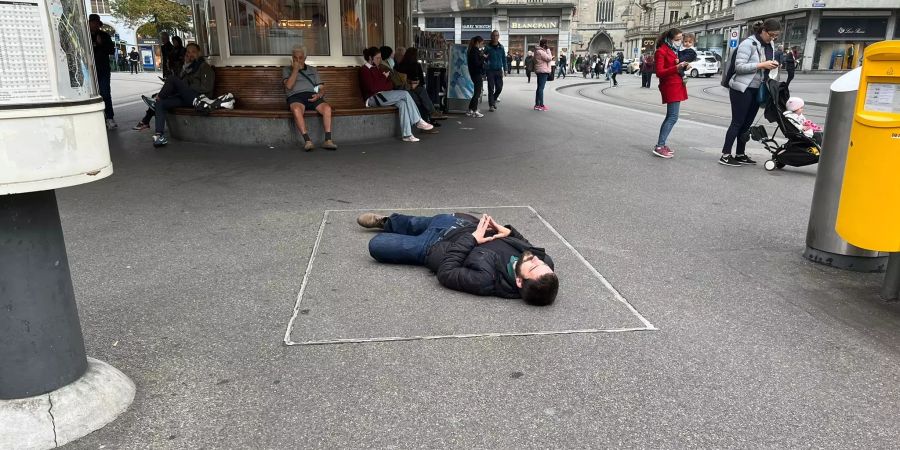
[380,46,393,60]
[520,273,559,306]
[363,46,380,62]
[185,42,201,52]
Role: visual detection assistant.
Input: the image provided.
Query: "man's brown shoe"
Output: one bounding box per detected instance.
[303,140,314,151]
[322,139,338,150]
[357,213,387,229]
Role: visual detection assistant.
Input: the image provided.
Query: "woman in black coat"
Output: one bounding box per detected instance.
[466,36,486,117]
[395,47,442,123]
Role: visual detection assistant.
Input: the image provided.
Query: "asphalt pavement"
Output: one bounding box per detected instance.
[57,72,900,448]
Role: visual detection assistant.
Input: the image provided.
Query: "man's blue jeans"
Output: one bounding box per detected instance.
[486,70,504,107]
[368,214,472,265]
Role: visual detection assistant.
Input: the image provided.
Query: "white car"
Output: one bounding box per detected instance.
[688,55,720,78]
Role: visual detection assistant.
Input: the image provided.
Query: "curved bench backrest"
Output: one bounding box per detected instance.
[212,66,367,111]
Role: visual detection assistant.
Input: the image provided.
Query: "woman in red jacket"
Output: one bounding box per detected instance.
[652,28,690,159]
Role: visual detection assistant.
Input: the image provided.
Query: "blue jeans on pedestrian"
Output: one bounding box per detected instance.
[486,69,504,107]
[657,101,680,146]
[535,73,549,107]
[368,214,472,265]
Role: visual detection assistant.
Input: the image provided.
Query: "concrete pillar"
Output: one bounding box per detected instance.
[0,191,87,400]
[802,9,820,72]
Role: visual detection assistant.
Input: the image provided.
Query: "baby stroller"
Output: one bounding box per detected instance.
[748,78,821,171]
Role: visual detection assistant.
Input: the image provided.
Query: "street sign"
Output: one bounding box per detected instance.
[729,39,738,49]
[730,30,738,39]
[812,1,825,7]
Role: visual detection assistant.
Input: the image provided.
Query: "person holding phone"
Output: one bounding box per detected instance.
[719,19,781,167]
[652,28,690,158]
[533,39,553,111]
[284,45,337,151]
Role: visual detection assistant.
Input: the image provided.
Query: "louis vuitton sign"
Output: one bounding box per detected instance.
[819,17,887,39]
[510,17,559,30]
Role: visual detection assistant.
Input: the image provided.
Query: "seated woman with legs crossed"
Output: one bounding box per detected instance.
[358,46,434,142]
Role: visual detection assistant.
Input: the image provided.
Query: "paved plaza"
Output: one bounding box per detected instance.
[56,72,900,448]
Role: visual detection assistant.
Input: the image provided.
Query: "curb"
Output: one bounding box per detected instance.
[0,358,135,449]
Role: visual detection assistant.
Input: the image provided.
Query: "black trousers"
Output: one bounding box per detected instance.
[468,73,482,111]
[786,68,795,86]
[641,71,653,87]
[723,87,760,155]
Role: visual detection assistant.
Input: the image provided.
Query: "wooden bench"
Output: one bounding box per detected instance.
[173,66,396,118]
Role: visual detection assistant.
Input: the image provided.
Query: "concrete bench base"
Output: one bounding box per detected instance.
[168,112,400,148]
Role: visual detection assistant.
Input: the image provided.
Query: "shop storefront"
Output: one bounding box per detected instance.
[423,16,455,42]
[812,16,889,70]
[191,0,412,66]
[461,17,492,42]
[508,16,562,58]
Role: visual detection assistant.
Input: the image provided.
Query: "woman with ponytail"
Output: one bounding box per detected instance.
[719,18,781,166]
[652,28,690,159]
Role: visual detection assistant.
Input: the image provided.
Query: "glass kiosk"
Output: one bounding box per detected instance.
[0,0,133,447]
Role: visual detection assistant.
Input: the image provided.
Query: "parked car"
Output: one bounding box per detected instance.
[626,59,640,74]
[688,56,720,77]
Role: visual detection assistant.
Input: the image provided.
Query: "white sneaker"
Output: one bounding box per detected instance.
[415,120,433,131]
[470,110,484,118]
[402,135,420,142]
[219,100,235,109]
[105,119,118,130]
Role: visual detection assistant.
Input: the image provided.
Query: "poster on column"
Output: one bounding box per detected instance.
[0,0,54,104]
[448,44,474,110]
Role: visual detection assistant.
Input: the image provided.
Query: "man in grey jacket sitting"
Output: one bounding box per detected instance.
[284,45,337,151]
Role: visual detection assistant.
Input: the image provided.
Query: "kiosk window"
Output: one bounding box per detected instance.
[864,83,900,114]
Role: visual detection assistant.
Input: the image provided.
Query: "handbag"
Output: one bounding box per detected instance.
[548,68,555,81]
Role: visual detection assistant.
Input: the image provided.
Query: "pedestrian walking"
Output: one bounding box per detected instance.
[129,47,139,74]
[533,39,552,111]
[719,18,781,166]
[88,14,116,130]
[557,54,567,79]
[783,46,798,86]
[506,52,513,75]
[514,53,522,74]
[652,28,690,159]
[466,36,486,118]
[610,55,622,86]
[524,51,534,83]
[593,56,602,79]
[483,30,508,112]
[640,52,655,88]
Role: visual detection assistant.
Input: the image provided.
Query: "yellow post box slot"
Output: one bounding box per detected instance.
[836,40,900,252]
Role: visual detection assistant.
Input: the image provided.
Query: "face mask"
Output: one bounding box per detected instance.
[671,40,683,50]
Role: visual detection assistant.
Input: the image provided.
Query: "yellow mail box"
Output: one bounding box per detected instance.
[836,40,900,252]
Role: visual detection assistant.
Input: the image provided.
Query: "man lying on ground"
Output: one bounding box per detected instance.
[357,212,559,305]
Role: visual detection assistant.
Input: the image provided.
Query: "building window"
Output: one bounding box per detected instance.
[596,0,613,23]
[193,0,219,56]
[91,0,110,14]
[394,0,409,47]
[341,0,383,55]
[224,0,329,56]
[425,17,454,29]
[669,11,679,23]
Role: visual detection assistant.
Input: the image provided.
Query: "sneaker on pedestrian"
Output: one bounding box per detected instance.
[152,133,168,147]
[489,105,496,112]
[132,122,149,131]
[534,105,542,111]
[303,140,314,151]
[322,139,338,150]
[402,135,420,142]
[718,154,742,166]
[142,95,156,111]
[105,119,118,130]
[734,154,757,165]
[539,105,549,111]
[468,110,484,118]
[357,213,387,229]
[653,145,673,158]
[415,120,433,131]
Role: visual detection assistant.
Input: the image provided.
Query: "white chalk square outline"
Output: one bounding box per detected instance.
[284,206,657,346]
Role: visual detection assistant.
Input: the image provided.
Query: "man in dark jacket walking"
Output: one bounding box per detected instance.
[358,212,559,305]
[88,14,116,129]
[483,30,508,112]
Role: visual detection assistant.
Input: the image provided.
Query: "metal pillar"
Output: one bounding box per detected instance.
[0,190,88,400]
[804,68,887,272]
[882,254,900,301]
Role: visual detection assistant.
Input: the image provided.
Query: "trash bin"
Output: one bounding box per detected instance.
[804,67,888,272]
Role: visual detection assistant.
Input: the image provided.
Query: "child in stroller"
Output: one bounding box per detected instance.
[784,96,823,144]
[748,78,822,171]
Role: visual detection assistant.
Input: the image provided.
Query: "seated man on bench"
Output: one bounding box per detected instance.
[359,46,434,143]
[357,212,559,305]
[284,45,337,151]
[149,43,214,147]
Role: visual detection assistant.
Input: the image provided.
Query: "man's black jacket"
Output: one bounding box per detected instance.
[424,224,554,298]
